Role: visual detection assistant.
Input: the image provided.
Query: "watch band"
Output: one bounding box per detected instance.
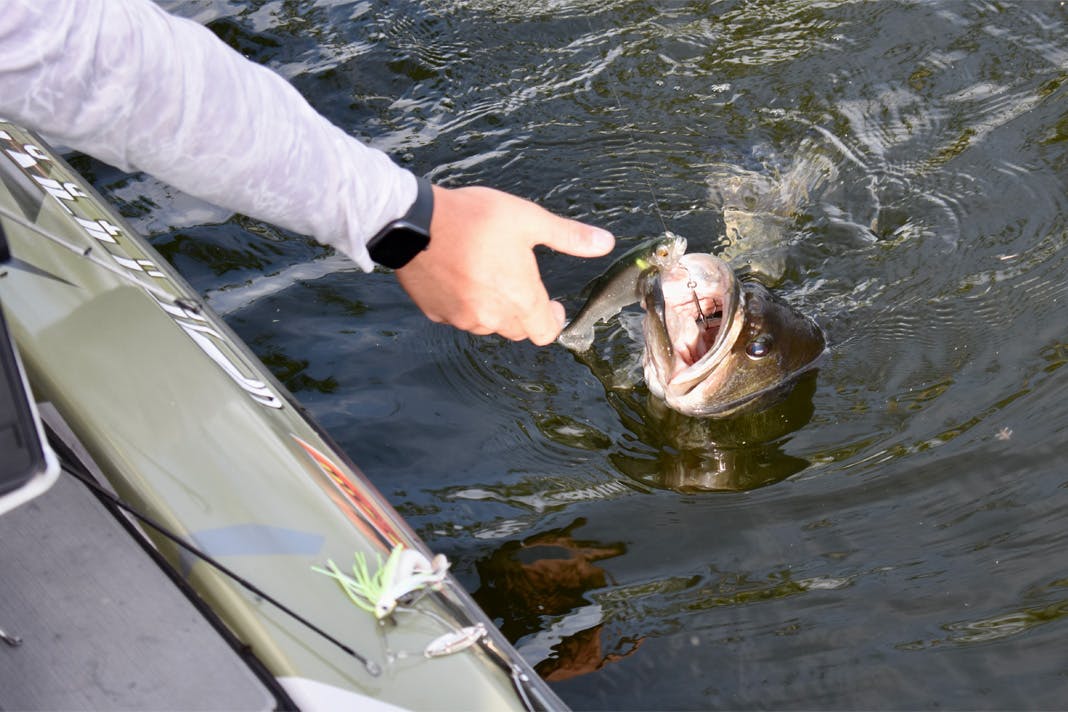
[366,176,434,269]
[406,176,434,234]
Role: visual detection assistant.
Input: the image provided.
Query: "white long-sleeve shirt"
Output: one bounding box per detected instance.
[0,0,417,271]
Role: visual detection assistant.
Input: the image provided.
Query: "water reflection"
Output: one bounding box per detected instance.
[114,1,1068,709]
[899,580,1068,650]
[473,518,640,681]
[611,371,818,492]
[564,337,817,492]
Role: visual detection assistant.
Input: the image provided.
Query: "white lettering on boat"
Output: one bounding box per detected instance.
[0,123,283,409]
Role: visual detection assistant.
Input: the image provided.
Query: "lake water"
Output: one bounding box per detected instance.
[87,1,1068,708]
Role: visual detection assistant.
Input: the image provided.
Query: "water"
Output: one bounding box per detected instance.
[85,1,1068,708]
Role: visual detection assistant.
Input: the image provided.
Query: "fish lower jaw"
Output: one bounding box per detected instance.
[650,369,735,417]
[664,361,728,394]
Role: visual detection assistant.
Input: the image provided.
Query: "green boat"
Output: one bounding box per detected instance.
[0,120,565,711]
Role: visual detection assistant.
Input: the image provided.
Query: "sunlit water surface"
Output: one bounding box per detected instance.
[83,1,1068,708]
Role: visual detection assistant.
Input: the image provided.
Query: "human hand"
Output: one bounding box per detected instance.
[394,185,615,345]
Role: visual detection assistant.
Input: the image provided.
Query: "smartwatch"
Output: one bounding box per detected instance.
[366,176,434,269]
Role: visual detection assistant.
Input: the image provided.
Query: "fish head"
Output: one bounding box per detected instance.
[640,231,688,271]
[577,231,687,301]
[641,253,825,417]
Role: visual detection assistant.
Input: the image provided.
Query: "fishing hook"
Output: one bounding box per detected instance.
[691,289,709,329]
[685,271,711,330]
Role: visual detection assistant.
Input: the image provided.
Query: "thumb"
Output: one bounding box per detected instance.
[523,299,568,346]
[541,219,615,258]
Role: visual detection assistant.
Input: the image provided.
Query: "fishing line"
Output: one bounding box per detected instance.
[584,15,671,237]
[583,14,732,331]
[58,457,382,677]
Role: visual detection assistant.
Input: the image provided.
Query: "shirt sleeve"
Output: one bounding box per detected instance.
[0,0,417,271]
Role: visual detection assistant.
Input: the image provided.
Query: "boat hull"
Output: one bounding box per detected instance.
[0,121,562,711]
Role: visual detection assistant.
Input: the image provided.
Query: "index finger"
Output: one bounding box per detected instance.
[537,219,615,258]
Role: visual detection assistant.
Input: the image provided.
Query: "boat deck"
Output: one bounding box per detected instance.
[0,468,277,711]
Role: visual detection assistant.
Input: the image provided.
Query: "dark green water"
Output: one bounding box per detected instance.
[90,1,1068,708]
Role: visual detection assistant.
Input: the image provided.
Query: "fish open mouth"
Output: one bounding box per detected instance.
[641,251,826,418]
[647,253,741,383]
[668,287,726,368]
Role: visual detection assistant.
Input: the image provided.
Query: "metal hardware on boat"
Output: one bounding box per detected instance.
[509,663,535,711]
[0,627,22,647]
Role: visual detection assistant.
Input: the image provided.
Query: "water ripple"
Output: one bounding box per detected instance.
[132,3,1068,708]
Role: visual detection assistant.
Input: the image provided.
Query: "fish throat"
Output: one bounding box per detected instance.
[656,255,742,381]
[675,293,727,371]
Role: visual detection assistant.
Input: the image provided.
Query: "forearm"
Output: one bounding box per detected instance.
[0,0,414,270]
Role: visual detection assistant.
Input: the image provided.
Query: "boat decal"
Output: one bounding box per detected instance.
[0,122,284,409]
[0,144,44,221]
[189,524,325,558]
[180,524,326,576]
[292,435,406,551]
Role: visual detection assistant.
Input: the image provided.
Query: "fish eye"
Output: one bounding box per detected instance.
[746,336,772,359]
[655,245,669,259]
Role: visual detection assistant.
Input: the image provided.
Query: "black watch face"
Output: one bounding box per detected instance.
[368,224,430,269]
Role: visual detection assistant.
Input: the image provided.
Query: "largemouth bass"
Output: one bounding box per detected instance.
[557,233,687,352]
[560,236,825,418]
[642,253,824,417]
